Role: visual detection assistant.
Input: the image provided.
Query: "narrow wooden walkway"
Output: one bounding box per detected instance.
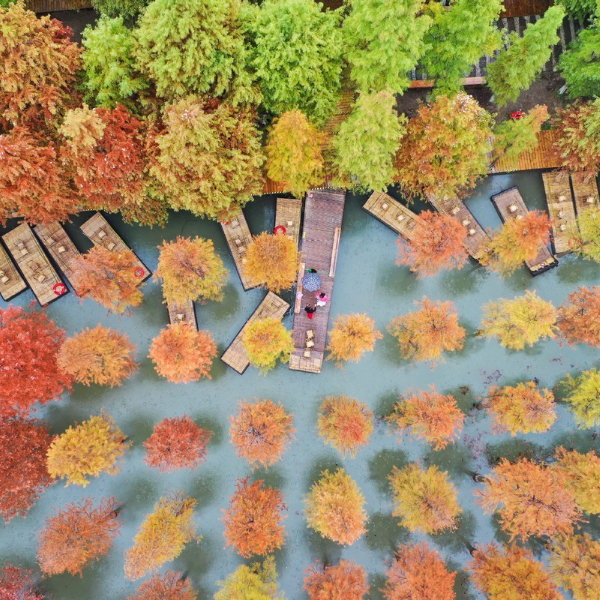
[491,187,558,275]
[2,223,66,305]
[275,198,303,247]
[289,189,345,374]
[221,291,289,374]
[221,212,256,291]
[166,297,198,330]
[542,171,578,256]
[491,129,561,173]
[570,173,599,214]
[363,191,420,241]
[0,243,27,302]
[80,213,151,281]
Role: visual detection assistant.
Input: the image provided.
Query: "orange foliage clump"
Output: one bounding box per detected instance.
[557,286,600,347]
[127,571,198,600]
[326,313,382,366]
[304,560,369,600]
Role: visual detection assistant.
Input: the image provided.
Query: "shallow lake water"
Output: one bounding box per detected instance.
[2,171,599,599]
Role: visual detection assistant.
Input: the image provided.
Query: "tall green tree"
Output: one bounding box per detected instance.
[488,6,566,106]
[92,0,148,19]
[559,25,600,99]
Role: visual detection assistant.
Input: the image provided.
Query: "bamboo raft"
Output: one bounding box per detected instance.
[221,212,256,291]
[491,187,558,275]
[2,223,66,305]
[570,172,599,214]
[80,213,151,281]
[0,243,27,302]
[166,297,198,330]
[289,189,345,374]
[221,291,289,374]
[275,198,303,247]
[363,191,420,241]
[541,171,578,256]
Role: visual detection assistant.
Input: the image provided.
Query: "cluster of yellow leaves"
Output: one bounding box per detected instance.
[244,233,299,293]
[242,317,293,374]
[554,447,600,515]
[215,556,283,600]
[326,313,382,366]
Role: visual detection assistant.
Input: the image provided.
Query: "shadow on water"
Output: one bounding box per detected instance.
[121,412,155,446]
[119,477,157,516]
[304,527,342,565]
[451,567,477,600]
[485,438,548,466]
[548,429,600,455]
[368,449,409,496]
[250,466,286,490]
[424,443,473,477]
[374,390,400,420]
[176,532,218,582]
[432,511,478,555]
[189,472,220,507]
[364,512,408,553]
[305,455,344,489]
[376,264,421,298]
[556,255,600,284]
[439,264,489,299]
[367,573,387,600]
[192,414,225,446]
[207,283,241,322]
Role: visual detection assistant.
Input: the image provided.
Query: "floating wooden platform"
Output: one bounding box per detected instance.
[221,212,256,291]
[166,297,198,330]
[570,172,599,214]
[80,213,151,281]
[2,223,66,305]
[491,129,561,174]
[0,242,27,302]
[289,189,345,374]
[541,171,578,256]
[491,187,558,275]
[275,198,303,247]
[221,291,289,374]
[363,191,420,241]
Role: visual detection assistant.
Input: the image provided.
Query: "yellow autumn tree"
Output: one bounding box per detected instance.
[554,447,600,515]
[326,313,382,367]
[244,233,299,293]
[242,317,293,374]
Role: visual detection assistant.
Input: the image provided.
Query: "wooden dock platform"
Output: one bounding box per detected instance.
[289,189,345,374]
[275,198,303,247]
[221,291,289,374]
[541,171,578,256]
[166,297,198,330]
[0,243,27,302]
[221,212,256,291]
[80,213,151,281]
[363,191,420,241]
[490,187,558,275]
[570,172,600,214]
[2,223,66,305]
[491,129,561,174]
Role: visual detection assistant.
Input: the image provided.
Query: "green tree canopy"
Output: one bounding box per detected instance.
[91,0,148,19]
[558,0,598,19]
[493,105,549,163]
[559,24,600,99]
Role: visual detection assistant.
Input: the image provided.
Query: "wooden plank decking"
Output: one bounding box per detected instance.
[363,191,420,241]
[2,223,66,305]
[491,129,561,173]
[491,187,558,275]
[570,172,600,214]
[166,297,198,330]
[80,213,151,281]
[275,198,303,247]
[220,212,256,291]
[0,243,27,302]
[221,291,289,374]
[541,171,578,256]
[289,189,346,374]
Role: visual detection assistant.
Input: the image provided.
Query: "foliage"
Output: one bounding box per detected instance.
[0,416,53,523]
[485,381,556,435]
[244,233,299,293]
[229,399,294,468]
[148,325,216,383]
[388,463,461,534]
[557,286,600,346]
[572,206,600,261]
[37,497,121,576]
[144,416,212,472]
[215,556,283,600]
[479,290,557,350]
[387,297,466,365]
[241,317,293,374]
[559,25,600,99]
[305,468,367,545]
[558,0,598,18]
[47,413,131,487]
[317,395,374,458]
[396,94,493,200]
[476,458,581,540]
[383,542,456,600]
[304,560,369,600]
[554,447,600,514]
[57,325,137,387]
[127,571,198,600]
[92,0,148,19]
[562,368,600,427]
[387,387,465,450]
[222,477,287,558]
[265,110,324,197]
[494,105,550,162]
[0,564,44,600]
[326,313,382,366]
[124,492,199,581]
[332,90,406,192]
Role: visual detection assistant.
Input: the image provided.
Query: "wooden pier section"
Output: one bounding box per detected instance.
[275,198,303,247]
[289,189,345,374]
[2,223,66,305]
[541,171,578,256]
[166,297,198,330]
[363,192,420,241]
[0,243,27,302]
[80,213,151,281]
[221,291,289,374]
[491,187,558,275]
[221,212,256,291]
[570,172,600,214]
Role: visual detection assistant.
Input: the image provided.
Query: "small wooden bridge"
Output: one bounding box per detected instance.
[542,171,577,256]
[570,173,599,213]
[363,191,421,241]
[0,243,27,302]
[221,212,256,291]
[275,198,303,247]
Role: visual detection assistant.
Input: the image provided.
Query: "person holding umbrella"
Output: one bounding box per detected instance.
[301,269,322,293]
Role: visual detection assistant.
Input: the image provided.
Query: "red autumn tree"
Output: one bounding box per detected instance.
[304,560,369,600]
[0,303,72,418]
[229,399,295,469]
[148,324,216,383]
[0,416,53,523]
[0,564,45,600]
[557,286,600,347]
[37,497,121,576]
[57,325,137,387]
[383,542,456,600]
[222,477,287,558]
[326,313,382,367]
[144,416,212,472]
[397,211,468,277]
[127,571,198,600]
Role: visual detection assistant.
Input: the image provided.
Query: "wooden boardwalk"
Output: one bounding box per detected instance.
[221,291,289,374]
[275,198,303,247]
[542,171,578,256]
[0,243,27,302]
[221,212,256,291]
[491,129,561,173]
[289,189,345,374]
[166,297,198,330]
[2,223,66,305]
[80,213,151,281]
[491,187,558,275]
[570,173,599,214]
[363,192,421,241]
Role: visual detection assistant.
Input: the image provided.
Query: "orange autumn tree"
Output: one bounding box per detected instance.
[383,542,456,600]
[148,324,216,383]
[305,468,367,545]
[388,463,461,534]
[0,564,45,600]
[244,233,299,293]
[476,458,581,540]
[222,477,287,558]
[397,211,468,277]
[127,571,198,600]
[57,324,137,387]
[485,381,556,436]
[304,560,369,600]
[124,492,199,581]
[241,317,293,374]
[554,447,600,515]
[387,297,465,365]
[144,416,212,473]
[557,286,600,347]
[387,387,464,450]
[469,543,562,600]
[37,497,121,576]
[317,395,374,458]
[229,399,295,469]
[326,313,382,367]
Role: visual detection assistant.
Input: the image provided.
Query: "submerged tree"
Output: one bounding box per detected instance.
[557,286,600,347]
[562,369,600,428]
[554,447,600,515]
[559,25,600,99]
[244,233,299,293]
[214,556,283,600]
[494,105,550,163]
[572,206,600,262]
[0,564,45,600]
[241,318,293,374]
[127,571,198,600]
[326,313,382,367]
[304,560,369,600]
